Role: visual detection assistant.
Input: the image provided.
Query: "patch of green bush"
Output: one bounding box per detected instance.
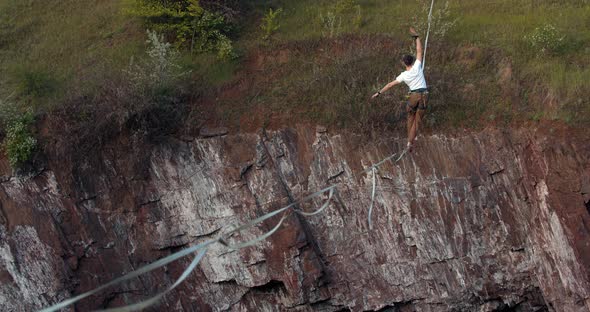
[524,24,565,56]
[2,112,37,168]
[125,30,189,104]
[319,11,341,38]
[260,8,283,41]
[353,5,363,30]
[17,68,57,98]
[125,0,235,59]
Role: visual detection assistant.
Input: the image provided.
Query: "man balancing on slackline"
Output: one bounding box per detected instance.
[371,27,428,151]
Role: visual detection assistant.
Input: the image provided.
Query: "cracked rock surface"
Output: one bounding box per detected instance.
[1,126,589,311]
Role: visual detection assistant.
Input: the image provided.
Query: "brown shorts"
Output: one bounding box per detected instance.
[406,92,428,113]
[405,92,428,144]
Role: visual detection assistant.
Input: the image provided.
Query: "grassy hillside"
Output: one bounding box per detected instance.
[0,0,142,104]
[0,0,588,166]
[209,0,589,130]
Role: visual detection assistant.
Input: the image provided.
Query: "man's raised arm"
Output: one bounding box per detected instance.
[415,37,423,63]
[410,27,423,63]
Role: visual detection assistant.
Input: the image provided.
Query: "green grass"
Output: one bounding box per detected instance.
[0,0,588,131]
[239,0,590,126]
[0,0,143,106]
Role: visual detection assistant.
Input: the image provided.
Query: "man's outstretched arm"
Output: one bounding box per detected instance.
[371,80,401,99]
[410,27,423,63]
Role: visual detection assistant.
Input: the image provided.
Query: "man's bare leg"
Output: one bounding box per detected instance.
[412,109,425,142]
[407,110,416,148]
[410,95,427,147]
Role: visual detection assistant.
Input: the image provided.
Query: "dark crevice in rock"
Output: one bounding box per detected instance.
[0,175,12,183]
[165,241,189,253]
[190,227,222,240]
[480,287,549,312]
[48,212,78,271]
[246,259,266,267]
[239,163,253,180]
[100,289,141,309]
[214,279,238,286]
[250,279,286,294]
[0,201,8,227]
[365,300,417,312]
[177,135,195,143]
[220,279,285,311]
[485,300,548,312]
[308,298,350,311]
[327,170,345,183]
[428,257,457,265]
[487,164,505,185]
[255,141,269,169]
[260,129,331,286]
[32,167,48,179]
[308,297,331,306]
[199,127,229,138]
[138,198,161,207]
[76,194,98,205]
[7,239,22,274]
[585,199,590,215]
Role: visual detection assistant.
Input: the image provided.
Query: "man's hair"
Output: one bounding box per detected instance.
[402,55,415,66]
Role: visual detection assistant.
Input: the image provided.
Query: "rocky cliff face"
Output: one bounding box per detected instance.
[1,126,589,311]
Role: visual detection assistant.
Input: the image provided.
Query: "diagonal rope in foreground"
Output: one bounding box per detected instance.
[39,144,410,312]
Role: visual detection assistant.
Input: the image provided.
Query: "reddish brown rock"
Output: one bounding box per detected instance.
[0,126,589,311]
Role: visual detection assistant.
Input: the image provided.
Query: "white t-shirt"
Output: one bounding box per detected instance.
[395,60,427,91]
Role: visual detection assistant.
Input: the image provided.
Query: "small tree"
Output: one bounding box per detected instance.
[353,5,362,30]
[260,8,283,41]
[125,30,188,101]
[320,11,341,38]
[525,24,565,56]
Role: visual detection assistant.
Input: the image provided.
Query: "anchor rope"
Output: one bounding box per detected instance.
[422,0,436,69]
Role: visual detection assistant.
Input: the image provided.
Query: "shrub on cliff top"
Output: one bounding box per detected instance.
[2,110,37,168]
[125,0,235,59]
[525,24,565,56]
[260,8,283,41]
[126,30,185,94]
